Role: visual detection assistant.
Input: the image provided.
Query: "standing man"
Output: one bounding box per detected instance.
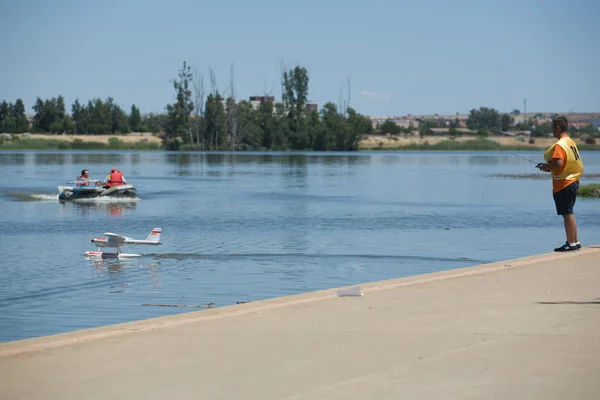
[536,116,584,252]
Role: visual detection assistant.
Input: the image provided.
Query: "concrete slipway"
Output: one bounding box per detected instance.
[1,246,599,400]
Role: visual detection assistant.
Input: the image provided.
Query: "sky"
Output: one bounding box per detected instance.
[1,0,599,117]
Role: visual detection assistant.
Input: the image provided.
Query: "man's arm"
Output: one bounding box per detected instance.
[538,146,566,172]
[539,158,564,172]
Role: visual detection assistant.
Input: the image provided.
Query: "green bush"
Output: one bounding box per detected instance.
[0,137,162,150]
[579,184,600,198]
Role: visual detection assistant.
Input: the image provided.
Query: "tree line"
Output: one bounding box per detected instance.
[2,61,597,150]
[378,106,597,138]
[0,96,166,135]
[0,62,374,151]
[161,62,373,151]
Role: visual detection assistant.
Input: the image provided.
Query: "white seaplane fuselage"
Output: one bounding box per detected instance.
[85,228,162,259]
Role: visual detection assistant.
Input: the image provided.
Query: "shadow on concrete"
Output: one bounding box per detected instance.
[538,298,600,305]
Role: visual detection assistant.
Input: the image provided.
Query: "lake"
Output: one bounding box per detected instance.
[1,150,599,343]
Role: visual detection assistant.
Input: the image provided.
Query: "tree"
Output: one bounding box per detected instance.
[192,67,205,148]
[282,64,310,149]
[71,99,89,134]
[380,120,401,135]
[165,61,194,148]
[0,99,28,133]
[204,92,226,150]
[139,113,168,134]
[107,99,130,134]
[449,126,459,138]
[511,109,521,116]
[56,95,66,120]
[226,64,238,150]
[531,122,552,137]
[467,107,501,132]
[0,101,9,123]
[207,66,221,150]
[236,100,263,150]
[347,107,373,135]
[129,104,141,132]
[32,96,67,133]
[500,113,513,131]
[10,99,29,132]
[87,98,112,134]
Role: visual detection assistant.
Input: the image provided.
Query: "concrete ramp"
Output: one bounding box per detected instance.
[1,247,599,400]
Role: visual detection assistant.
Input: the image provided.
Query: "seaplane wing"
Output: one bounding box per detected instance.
[104,232,129,245]
[90,228,162,249]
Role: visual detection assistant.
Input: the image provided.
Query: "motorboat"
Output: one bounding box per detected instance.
[58,179,137,201]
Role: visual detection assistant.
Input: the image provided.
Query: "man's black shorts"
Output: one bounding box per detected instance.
[553,181,579,215]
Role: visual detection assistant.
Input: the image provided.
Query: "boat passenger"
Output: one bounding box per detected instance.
[76,169,91,186]
[104,168,128,188]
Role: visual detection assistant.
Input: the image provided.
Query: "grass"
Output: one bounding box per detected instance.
[0,137,162,151]
[2,135,600,153]
[361,138,600,152]
[579,184,600,198]
[363,138,512,151]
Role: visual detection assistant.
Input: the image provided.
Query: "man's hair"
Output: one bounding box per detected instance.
[552,116,568,133]
[81,169,88,175]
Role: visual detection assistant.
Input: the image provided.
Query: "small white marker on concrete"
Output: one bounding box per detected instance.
[336,286,363,297]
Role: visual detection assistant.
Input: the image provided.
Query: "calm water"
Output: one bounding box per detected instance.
[1,150,599,343]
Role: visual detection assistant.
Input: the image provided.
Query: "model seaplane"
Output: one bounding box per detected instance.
[85,227,162,259]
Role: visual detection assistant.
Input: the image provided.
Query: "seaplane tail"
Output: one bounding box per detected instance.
[144,228,161,244]
[123,227,162,245]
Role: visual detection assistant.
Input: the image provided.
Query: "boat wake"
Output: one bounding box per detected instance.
[30,193,60,201]
[66,196,140,204]
[6,191,140,204]
[147,252,484,263]
[4,191,58,202]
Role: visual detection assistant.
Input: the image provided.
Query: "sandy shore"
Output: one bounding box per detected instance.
[10,133,563,149]
[21,133,163,145]
[1,247,599,399]
[360,134,561,149]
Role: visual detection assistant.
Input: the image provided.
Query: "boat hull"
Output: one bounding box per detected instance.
[58,184,137,201]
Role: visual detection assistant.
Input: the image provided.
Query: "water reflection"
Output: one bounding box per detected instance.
[0,153,26,165]
[162,152,374,169]
[468,155,505,165]
[60,200,138,217]
[88,258,163,290]
[130,153,141,165]
[88,257,125,274]
[35,153,68,165]
[27,152,134,166]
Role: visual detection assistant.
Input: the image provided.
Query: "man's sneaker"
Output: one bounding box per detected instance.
[576,243,582,250]
[554,242,578,252]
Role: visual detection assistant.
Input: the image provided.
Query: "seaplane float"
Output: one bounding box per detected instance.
[58,179,137,201]
[85,227,162,259]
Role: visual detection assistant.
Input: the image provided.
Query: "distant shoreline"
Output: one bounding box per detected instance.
[1,133,599,151]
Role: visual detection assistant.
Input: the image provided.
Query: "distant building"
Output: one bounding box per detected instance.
[249,96,275,110]
[588,118,600,129]
[369,117,420,130]
[306,102,318,113]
